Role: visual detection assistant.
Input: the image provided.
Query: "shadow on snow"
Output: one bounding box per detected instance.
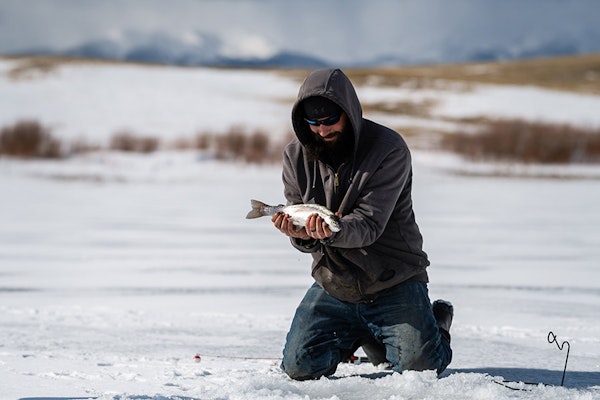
[446,367,600,389]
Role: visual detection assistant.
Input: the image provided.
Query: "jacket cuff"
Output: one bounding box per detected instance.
[320,231,338,246]
[291,238,320,253]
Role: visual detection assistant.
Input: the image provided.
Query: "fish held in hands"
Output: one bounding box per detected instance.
[246,199,341,232]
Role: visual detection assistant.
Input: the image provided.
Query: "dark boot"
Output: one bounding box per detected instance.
[432,299,453,342]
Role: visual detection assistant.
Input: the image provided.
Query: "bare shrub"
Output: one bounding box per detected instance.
[442,119,600,163]
[0,120,291,163]
[169,137,192,151]
[109,131,160,153]
[363,99,436,118]
[69,138,103,154]
[270,130,295,162]
[245,130,271,163]
[213,127,247,161]
[0,120,63,158]
[194,133,214,150]
[194,127,292,164]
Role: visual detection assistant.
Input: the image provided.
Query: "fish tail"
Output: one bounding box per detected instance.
[246,199,268,219]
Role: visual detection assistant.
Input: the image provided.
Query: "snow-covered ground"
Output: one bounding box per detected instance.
[1,59,599,399]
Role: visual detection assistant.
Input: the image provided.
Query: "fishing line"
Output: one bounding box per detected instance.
[193,353,281,363]
[193,354,368,364]
[195,331,573,391]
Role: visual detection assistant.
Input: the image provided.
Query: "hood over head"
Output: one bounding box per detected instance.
[302,96,342,120]
[291,68,363,151]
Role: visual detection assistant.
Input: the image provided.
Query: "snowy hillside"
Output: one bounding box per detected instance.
[1,58,599,399]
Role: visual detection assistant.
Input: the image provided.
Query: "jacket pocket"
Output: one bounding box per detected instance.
[335,246,428,295]
[335,247,392,284]
[311,250,363,303]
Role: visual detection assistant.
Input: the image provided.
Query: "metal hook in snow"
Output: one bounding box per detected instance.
[496,331,573,391]
[547,331,570,386]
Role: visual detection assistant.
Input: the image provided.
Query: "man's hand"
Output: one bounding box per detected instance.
[271,212,338,240]
[272,212,311,239]
[304,213,335,240]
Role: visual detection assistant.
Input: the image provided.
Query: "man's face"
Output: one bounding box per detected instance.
[307,113,347,146]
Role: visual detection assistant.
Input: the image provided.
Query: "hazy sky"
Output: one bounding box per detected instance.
[1,0,599,64]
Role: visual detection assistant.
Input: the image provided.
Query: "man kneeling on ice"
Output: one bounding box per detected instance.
[272,68,453,380]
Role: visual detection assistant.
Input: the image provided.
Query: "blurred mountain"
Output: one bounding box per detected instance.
[3,0,600,68]
[12,29,600,68]
[59,35,327,68]
[38,35,586,68]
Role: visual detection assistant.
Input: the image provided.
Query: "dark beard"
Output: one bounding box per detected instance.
[305,125,354,166]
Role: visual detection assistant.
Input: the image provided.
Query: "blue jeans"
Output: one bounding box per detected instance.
[281,280,452,380]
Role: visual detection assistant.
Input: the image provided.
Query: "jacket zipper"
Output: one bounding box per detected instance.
[334,172,340,192]
[332,162,345,196]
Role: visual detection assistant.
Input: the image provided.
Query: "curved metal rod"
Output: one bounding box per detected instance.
[547,331,570,386]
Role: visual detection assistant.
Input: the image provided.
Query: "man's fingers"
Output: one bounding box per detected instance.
[271,212,283,228]
[305,214,316,233]
[304,214,332,240]
[272,213,311,239]
[278,213,332,240]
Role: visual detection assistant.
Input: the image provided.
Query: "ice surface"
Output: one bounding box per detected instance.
[1,59,599,399]
[1,153,598,399]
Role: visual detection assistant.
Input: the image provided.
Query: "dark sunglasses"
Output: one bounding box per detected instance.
[304,114,342,127]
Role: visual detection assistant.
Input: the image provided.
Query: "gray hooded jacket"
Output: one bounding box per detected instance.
[284,68,429,303]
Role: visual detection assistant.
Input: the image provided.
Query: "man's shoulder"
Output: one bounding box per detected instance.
[283,137,303,154]
[362,119,409,151]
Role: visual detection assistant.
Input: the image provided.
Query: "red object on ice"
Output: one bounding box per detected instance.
[194,354,201,362]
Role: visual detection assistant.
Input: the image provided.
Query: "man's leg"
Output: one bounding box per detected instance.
[360,337,389,366]
[362,280,452,374]
[281,283,367,380]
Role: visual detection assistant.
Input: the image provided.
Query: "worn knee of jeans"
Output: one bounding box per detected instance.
[381,322,447,373]
[281,342,339,380]
[281,284,352,380]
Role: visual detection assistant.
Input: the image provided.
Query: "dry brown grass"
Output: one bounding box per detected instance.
[4,54,600,165]
[6,57,61,80]
[199,127,291,164]
[362,99,437,118]
[3,55,169,81]
[3,118,599,165]
[0,120,63,158]
[0,118,294,163]
[441,119,600,164]
[109,131,160,153]
[352,54,600,95]
[10,53,599,94]
[279,53,600,95]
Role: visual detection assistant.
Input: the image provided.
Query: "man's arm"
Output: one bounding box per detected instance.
[328,147,412,249]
